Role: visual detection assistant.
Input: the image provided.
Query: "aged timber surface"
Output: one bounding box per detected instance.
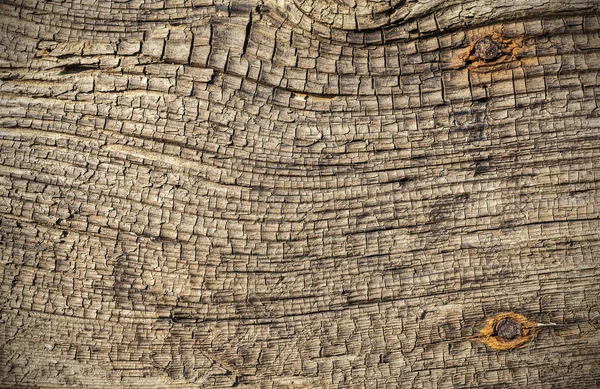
[0,0,599,387]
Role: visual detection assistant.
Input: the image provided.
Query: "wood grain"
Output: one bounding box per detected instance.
[1,0,599,387]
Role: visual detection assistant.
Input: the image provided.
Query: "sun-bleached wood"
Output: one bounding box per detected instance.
[1,0,600,387]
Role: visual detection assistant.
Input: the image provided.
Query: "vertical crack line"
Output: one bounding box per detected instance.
[187,32,195,65]
[242,12,253,56]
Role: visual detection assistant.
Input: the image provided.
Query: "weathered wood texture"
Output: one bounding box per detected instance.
[1,0,600,387]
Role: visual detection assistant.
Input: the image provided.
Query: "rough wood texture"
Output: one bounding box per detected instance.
[1,0,600,387]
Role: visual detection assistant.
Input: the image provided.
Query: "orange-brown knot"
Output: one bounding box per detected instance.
[471,312,541,350]
[474,36,502,62]
[495,317,521,340]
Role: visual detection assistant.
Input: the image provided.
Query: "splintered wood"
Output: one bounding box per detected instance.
[0,0,599,387]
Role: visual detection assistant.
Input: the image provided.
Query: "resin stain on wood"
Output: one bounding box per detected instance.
[471,312,550,351]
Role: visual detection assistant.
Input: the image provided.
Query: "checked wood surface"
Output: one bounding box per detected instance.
[1,0,600,387]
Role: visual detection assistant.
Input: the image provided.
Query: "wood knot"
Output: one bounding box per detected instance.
[460,34,524,70]
[474,36,502,61]
[471,312,541,350]
[495,317,521,340]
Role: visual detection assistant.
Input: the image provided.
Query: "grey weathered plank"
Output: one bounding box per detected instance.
[1,0,599,387]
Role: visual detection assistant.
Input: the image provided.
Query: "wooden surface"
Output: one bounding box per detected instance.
[1,0,600,387]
